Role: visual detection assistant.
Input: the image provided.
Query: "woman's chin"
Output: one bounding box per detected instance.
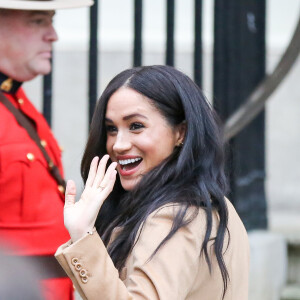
[120,177,140,191]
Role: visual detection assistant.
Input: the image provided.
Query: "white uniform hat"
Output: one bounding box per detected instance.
[0,0,93,10]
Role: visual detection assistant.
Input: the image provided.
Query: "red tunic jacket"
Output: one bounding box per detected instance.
[0,87,70,255]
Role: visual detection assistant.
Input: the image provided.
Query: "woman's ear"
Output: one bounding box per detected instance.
[175,121,186,147]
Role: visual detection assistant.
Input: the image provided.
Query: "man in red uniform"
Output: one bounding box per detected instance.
[0,1,92,299]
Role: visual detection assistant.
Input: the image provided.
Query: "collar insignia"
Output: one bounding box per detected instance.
[1,78,13,92]
[0,73,22,94]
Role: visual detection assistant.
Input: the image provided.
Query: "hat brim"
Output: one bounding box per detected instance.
[0,0,93,10]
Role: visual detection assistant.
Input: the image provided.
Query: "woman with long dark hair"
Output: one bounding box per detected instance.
[56,65,249,300]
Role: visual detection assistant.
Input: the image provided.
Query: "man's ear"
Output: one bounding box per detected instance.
[175,121,186,147]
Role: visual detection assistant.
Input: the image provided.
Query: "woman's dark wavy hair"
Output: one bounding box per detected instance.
[81,65,229,298]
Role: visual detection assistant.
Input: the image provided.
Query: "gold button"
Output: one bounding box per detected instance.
[79,269,87,277]
[26,153,35,161]
[48,160,54,169]
[40,140,47,147]
[58,185,65,194]
[81,276,88,284]
[18,98,24,105]
[75,263,82,271]
[71,258,79,266]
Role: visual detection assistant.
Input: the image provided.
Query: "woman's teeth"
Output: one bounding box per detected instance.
[119,158,142,171]
[119,158,142,166]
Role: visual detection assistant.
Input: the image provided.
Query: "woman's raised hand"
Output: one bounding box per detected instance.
[64,155,117,243]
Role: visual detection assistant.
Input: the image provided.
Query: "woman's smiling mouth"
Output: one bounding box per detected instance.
[119,157,142,171]
[117,157,143,175]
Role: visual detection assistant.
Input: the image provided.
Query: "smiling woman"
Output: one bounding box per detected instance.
[55,65,250,300]
[104,87,185,191]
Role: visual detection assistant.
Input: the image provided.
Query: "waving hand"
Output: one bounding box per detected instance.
[64,155,117,242]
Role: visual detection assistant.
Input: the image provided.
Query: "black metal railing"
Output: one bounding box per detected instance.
[193,0,202,87]
[166,0,175,66]
[213,0,267,231]
[88,0,99,123]
[133,0,143,67]
[42,65,53,127]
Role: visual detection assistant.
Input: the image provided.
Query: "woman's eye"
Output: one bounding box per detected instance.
[130,122,144,130]
[105,125,117,133]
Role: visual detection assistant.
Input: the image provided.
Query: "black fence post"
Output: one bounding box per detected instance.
[166,0,175,66]
[89,0,99,125]
[43,62,53,127]
[213,0,267,230]
[134,0,143,67]
[194,0,202,87]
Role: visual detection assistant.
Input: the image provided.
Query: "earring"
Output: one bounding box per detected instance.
[177,142,184,147]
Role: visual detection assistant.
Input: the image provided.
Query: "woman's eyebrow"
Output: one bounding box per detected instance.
[105,114,148,123]
[123,113,148,121]
[105,117,113,123]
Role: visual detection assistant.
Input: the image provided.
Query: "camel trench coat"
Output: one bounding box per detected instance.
[55,199,249,300]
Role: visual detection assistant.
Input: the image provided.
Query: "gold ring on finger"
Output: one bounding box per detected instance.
[98,185,105,191]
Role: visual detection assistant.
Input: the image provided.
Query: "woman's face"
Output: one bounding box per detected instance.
[105,87,183,191]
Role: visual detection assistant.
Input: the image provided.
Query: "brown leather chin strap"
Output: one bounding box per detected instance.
[0,90,66,191]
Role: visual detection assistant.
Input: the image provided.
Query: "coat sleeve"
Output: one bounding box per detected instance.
[55,205,206,300]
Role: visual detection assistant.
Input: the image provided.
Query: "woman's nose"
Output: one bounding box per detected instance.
[112,132,131,153]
